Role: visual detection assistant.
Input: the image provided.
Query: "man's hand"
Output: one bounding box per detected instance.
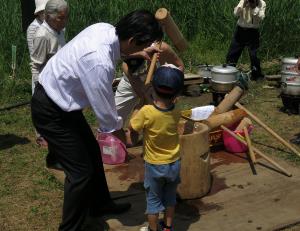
[244,0,257,9]
[127,44,163,61]
[296,58,300,73]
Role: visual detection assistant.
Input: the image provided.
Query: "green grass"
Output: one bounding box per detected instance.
[0,106,63,230]
[1,0,300,105]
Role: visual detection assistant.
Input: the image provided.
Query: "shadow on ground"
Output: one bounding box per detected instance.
[0,133,30,150]
[106,181,201,231]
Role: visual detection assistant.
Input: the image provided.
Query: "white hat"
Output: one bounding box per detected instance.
[34,0,48,15]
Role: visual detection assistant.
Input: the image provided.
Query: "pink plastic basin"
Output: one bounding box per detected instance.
[223,124,254,153]
[97,133,127,165]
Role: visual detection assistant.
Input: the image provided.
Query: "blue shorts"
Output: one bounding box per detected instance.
[144,159,181,214]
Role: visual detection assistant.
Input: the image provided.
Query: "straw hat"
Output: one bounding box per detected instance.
[34,0,48,15]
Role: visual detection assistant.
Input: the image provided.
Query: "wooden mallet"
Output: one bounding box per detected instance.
[145,8,188,85]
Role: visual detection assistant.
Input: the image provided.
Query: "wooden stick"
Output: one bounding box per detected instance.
[243,127,256,163]
[155,8,188,52]
[221,125,292,177]
[145,41,162,85]
[235,102,300,158]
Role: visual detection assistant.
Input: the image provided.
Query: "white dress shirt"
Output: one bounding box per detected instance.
[39,23,123,133]
[31,21,66,82]
[234,0,266,29]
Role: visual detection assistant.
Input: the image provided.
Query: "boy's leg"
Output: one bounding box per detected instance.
[164,206,175,228]
[148,213,159,231]
[144,163,166,230]
[161,160,181,230]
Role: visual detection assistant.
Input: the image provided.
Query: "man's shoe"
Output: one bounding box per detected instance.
[46,161,64,171]
[46,153,64,171]
[91,201,131,216]
[82,216,110,231]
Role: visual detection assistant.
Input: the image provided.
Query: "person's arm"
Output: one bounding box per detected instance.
[31,36,49,81]
[252,0,266,21]
[125,45,163,61]
[234,0,246,17]
[80,62,123,133]
[158,42,184,71]
[127,106,147,144]
[122,62,146,99]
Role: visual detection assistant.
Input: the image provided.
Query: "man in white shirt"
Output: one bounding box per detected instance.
[31,9,163,231]
[226,0,266,80]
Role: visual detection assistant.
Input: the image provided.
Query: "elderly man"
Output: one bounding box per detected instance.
[31,9,163,231]
[31,0,68,82]
[226,0,266,80]
[30,0,68,148]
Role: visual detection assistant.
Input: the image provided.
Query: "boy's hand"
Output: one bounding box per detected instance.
[125,127,139,147]
[141,44,163,61]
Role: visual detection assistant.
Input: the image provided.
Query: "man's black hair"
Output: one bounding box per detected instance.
[115,9,163,45]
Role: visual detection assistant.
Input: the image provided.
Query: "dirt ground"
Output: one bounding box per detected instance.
[49,80,300,231]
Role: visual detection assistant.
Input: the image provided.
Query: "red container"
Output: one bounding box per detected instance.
[223,124,254,153]
[97,133,127,165]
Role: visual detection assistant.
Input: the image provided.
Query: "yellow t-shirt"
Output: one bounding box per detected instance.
[130,104,180,164]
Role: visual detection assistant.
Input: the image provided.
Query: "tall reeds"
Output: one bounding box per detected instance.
[0,0,299,102]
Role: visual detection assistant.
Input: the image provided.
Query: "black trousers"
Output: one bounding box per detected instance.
[31,83,112,231]
[226,25,263,78]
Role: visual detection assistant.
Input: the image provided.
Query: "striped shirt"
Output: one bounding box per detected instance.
[234,0,266,29]
[27,18,43,57]
[31,21,65,82]
[39,23,123,133]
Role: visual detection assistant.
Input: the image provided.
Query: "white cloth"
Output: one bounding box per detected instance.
[39,23,123,133]
[31,21,66,83]
[34,0,48,14]
[234,0,266,29]
[191,106,215,121]
[115,74,140,123]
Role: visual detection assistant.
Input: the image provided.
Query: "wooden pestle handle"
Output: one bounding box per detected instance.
[243,126,256,163]
[235,102,300,158]
[221,125,292,177]
[145,41,162,85]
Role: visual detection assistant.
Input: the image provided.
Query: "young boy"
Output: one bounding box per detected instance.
[129,64,184,231]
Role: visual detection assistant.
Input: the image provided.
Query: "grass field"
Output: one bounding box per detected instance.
[1,0,300,106]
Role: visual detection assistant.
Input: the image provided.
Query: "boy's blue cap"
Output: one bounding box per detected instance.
[152,64,184,97]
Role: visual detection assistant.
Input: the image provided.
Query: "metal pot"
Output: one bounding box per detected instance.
[281,82,300,96]
[281,71,300,83]
[197,64,213,79]
[211,64,239,82]
[211,80,237,93]
[281,57,298,71]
